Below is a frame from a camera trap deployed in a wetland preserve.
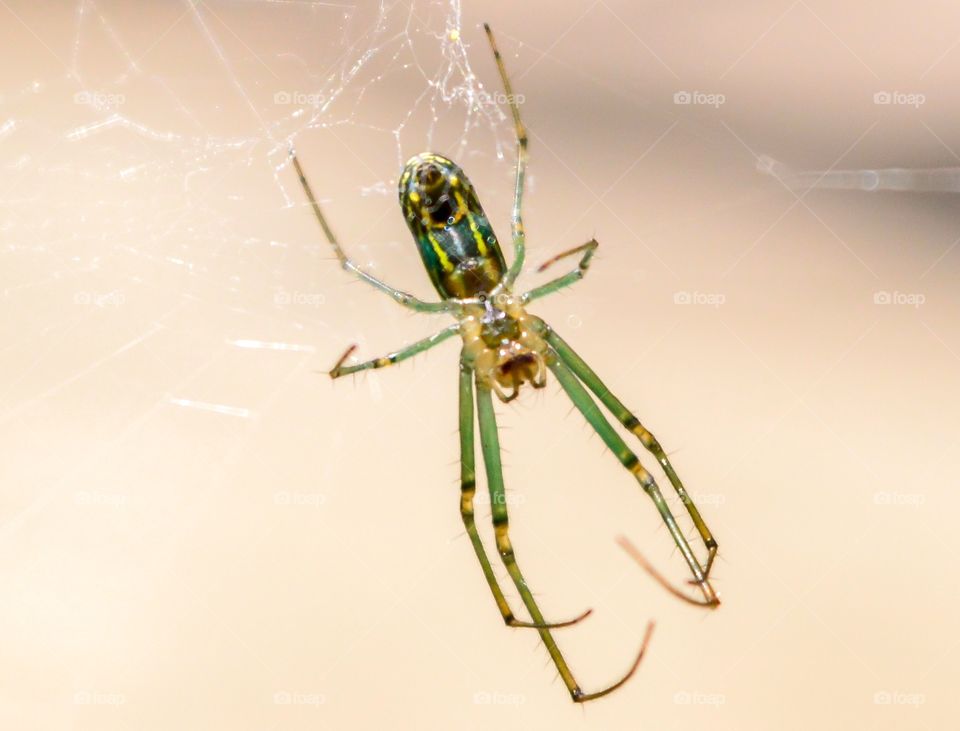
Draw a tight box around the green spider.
[291,24,719,703]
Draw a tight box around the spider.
[290,23,719,703]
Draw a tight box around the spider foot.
[617,536,720,608]
[506,607,593,630]
[329,344,358,379]
[571,621,655,703]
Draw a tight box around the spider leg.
[458,360,591,630]
[475,380,654,702]
[289,150,451,314]
[329,325,459,379]
[522,239,598,303]
[616,536,718,608]
[546,328,719,580]
[483,24,527,288]
[547,350,720,607]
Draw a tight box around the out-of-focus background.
[2,1,958,729]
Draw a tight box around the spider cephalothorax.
[460,295,548,402]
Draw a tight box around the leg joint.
[628,458,656,490]
[494,525,513,557]
[460,479,476,516]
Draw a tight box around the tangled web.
[1,0,514,419]
[60,0,506,177]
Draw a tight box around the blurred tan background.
[2,1,958,729]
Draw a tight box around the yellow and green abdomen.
[398,152,507,299]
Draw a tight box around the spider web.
[0,0,511,427]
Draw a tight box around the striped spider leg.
[292,23,718,703]
[486,18,718,602]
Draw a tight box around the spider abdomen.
[399,152,508,299]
